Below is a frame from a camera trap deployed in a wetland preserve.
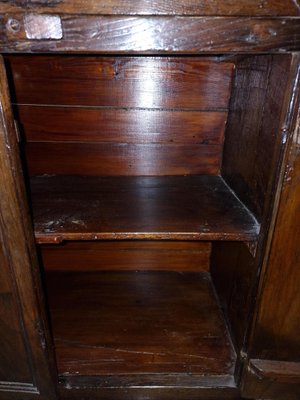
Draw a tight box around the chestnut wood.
[6,56,233,109]
[8,56,232,176]
[245,67,300,362]
[17,106,227,145]
[26,142,222,176]
[222,55,294,221]
[46,271,236,376]
[41,241,211,272]
[0,56,56,398]
[30,175,260,244]
[58,384,240,400]
[211,242,257,351]
[0,234,33,384]
[211,54,299,358]
[249,360,300,382]
[241,360,300,400]
[1,0,299,16]
[1,16,300,53]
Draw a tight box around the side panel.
[211,54,297,352]
[241,58,300,399]
[0,56,57,399]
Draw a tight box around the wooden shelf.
[46,271,236,386]
[30,175,259,244]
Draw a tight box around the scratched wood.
[46,271,236,376]
[1,16,300,53]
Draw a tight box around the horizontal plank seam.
[26,141,224,145]
[13,104,229,112]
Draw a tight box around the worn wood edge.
[244,55,300,356]
[1,15,300,54]
[58,386,240,400]
[0,382,38,394]
[249,359,300,382]
[0,0,300,16]
[0,56,57,398]
[34,231,260,244]
[58,373,237,389]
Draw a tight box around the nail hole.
[7,18,20,33]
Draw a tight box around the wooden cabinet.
[0,2,299,399]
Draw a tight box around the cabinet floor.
[46,270,236,383]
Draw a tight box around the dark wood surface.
[1,16,300,53]
[58,384,240,400]
[30,175,259,244]
[17,106,227,145]
[6,56,233,108]
[211,242,257,352]
[26,142,222,176]
[1,0,299,16]
[41,241,211,272]
[241,359,300,400]
[6,55,232,176]
[46,271,236,377]
[246,63,300,362]
[249,359,300,382]
[222,55,293,221]
[0,57,56,398]
[211,54,299,365]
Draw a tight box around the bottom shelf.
[46,271,236,389]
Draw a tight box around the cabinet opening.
[3,53,293,394]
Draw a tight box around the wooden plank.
[30,175,260,243]
[241,360,300,400]
[58,385,240,400]
[0,0,299,16]
[222,55,294,221]
[1,16,300,53]
[46,271,236,376]
[249,360,300,382]
[18,106,227,145]
[6,56,233,109]
[40,241,211,272]
[212,55,299,359]
[247,65,300,361]
[26,142,222,176]
[0,56,56,398]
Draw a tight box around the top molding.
[1,0,300,17]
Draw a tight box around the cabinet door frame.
[0,55,57,399]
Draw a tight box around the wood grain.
[58,381,239,400]
[6,56,233,109]
[40,241,211,272]
[0,56,56,398]
[242,359,300,400]
[18,106,227,145]
[46,271,236,376]
[222,55,294,221]
[211,54,298,358]
[1,16,300,53]
[26,142,222,176]
[0,0,299,16]
[30,175,260,243]
[248,78,300,361]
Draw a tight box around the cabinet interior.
[3,53,292,391]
